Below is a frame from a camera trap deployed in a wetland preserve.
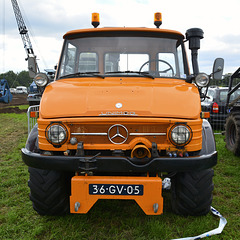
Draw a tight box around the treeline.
[0,71,32,88]
[210,73,240,87]
[1,70,238,88]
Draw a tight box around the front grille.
[69,123,168,145]
[38,118,203,153]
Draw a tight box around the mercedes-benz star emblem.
[108,124,128,144]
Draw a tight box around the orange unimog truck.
[22,13,224,216]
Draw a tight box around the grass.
[0,111,239,239]
[0,105,28,110]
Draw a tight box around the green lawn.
[0,112,239,239]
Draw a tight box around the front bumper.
[21,148,217,173]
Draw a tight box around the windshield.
[57,35,187,79]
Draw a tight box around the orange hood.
[40,78,201,119]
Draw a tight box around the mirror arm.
[200,85,209,101]
[211,67,222,75]
[186,74,195,83]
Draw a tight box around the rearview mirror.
[28,57,37,78]
[212,58,224,80]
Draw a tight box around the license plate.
[89,184,143,195]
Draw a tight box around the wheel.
[28,167,73,215]
[26,125,73,215]
[225,112,240,156]
[139,59,174,77]
[171,169,214,216]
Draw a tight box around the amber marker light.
[92,13,100,28]
[201,112,210,119]
[154,12,162,28]
[30,111,38,118]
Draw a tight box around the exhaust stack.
[186,28,204,75]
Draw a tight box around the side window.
[157,53,176,77]
[79,53,98,72]
[60,43,76,75]
[229,90,240,102]
[205,89,215,102]
[219,91,228,102]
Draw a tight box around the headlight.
[195,73,209,87]
[46,123,68,146]
[169,124,192,146]
[34,73,49,87]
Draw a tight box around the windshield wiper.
[59,72,105,79]
[105,71,155,79]
[138,71,155,79]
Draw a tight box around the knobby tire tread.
[28,167,72,216]
[171,169,214,216]
[225,112,240,156]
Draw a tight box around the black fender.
[199,119,216,156]
[25,124,39,152]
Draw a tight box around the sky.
[1,0,240,75]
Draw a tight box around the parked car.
[10,88,17,94]
[201,86,240,128]
[16,86,28,94]
[27,82,41,105]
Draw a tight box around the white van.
[16,86,28,94]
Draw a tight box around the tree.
[17,71,32,86]
[209,73,231,87]
[0,70,32,88]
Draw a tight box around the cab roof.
[63,27,184,40]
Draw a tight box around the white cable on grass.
[171,206,227,240]
[162,179,227,240]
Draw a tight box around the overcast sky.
[1,0,240,75]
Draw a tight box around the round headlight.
[170,125,192,146]
[46,123,68,146]
[34,73,49,87]
[195,73,209,87]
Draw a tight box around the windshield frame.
[56,29,189,80]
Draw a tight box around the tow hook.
[74,202,80,212]
[153,203,159,213]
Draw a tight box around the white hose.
[171,207,227,240]
[162,178,227,240]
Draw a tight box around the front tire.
[225,112,240,156]
[26,124,73,215]
[171,169,214,216]
[28,167,73,215]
